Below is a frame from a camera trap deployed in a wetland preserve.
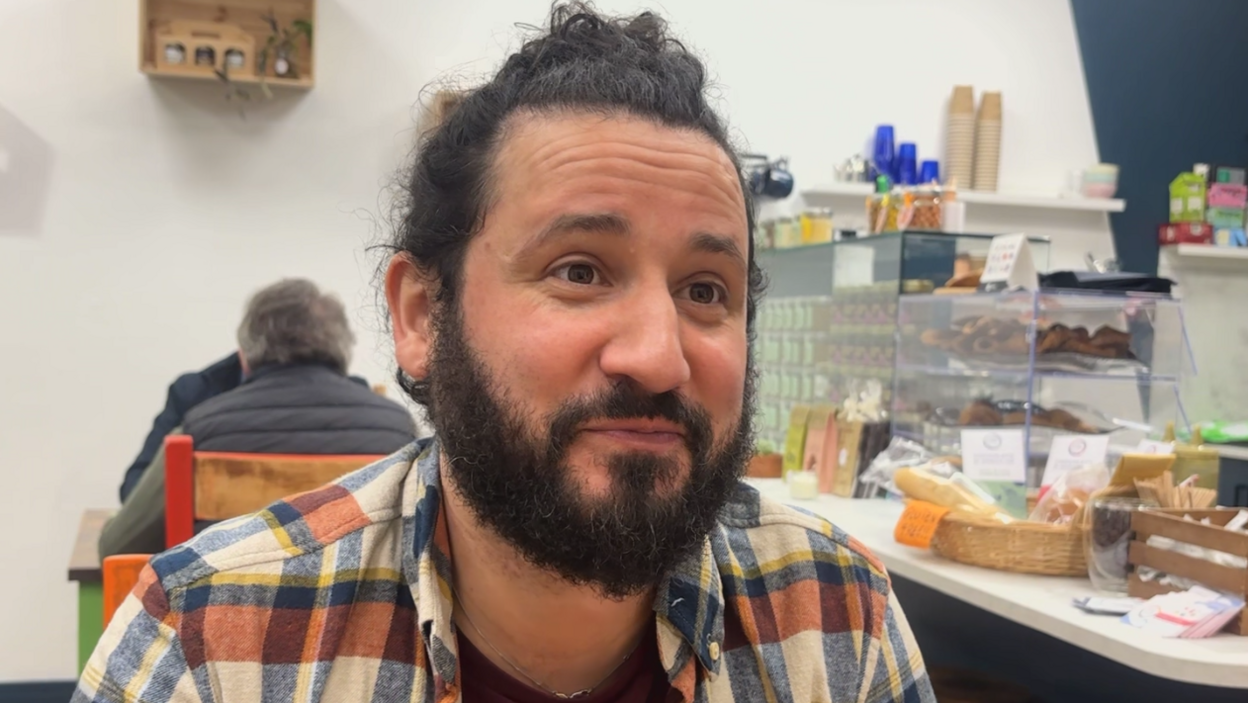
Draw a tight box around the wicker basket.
[931,512,1087,576]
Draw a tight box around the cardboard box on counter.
[1209,183,1248,209]
[1171,173,1208,223]
[1207,206,1247,229]
[782,405,812,479]
[1216,166,1246,185]
[1159,222,1213,246]
[1214,227,1248,247]
[801,405,834,487]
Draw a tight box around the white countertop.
[1214,444,1248,462]
[747,479,1248,689]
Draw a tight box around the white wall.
[0,0,1102,681]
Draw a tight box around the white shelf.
[1166,244,1248,263]
[746,479,1248,689]
[803,182,1126,213]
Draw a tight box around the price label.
[961,429,1027,482]
[1136,439,1175,455]
[1042,434,1110,485]
[978,233,1039,292]
[894,500,951,549]
[832,244,875,289]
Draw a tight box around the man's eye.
[687,282,724,305]
[554,263,600,285]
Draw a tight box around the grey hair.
[236,279,356,373]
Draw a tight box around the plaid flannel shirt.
[75,438,934,703]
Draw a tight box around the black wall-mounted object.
[1070,0,1248,275]
[741,153,794,200]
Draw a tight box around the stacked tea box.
[1162,164,1247,247]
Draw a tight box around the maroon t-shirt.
[457,623,671,703]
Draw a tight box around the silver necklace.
[453,588,633,699]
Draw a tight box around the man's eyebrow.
[527,212,631,249]
[690,231,746,270]
[524,213,745,269]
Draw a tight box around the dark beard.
[426,303,755,599]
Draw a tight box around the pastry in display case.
[892,290,1191,493]
[942,399,1106,435]
[754,231,1051,448]
[917,314,1139,371]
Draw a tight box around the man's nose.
[597,287,691,395]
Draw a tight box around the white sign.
[832,244,875,290]
[1136,439,1176,455]
[961,429,1027,483]
[978,233,1039,292]
[1042,434,1111,485]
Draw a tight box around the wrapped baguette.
[894,467,1013,523]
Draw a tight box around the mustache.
[545,382,713,454]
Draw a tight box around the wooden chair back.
[163,434,382,547]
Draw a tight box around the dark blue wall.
[1070,0,1248,274]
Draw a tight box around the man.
[76,5,934,702]
[97,278,416,557]
[117,352,243,502]
[117,346,385,502]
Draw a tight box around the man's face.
[397,111,754,596]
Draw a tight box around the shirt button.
[709,642,721,660]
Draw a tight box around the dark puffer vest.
[182,363,417,455]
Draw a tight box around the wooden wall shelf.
[141,65,314,89]
[140,0,316,89]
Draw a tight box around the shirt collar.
[654,533,726,677]
[401,439,726,687]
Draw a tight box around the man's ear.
[385,254,435,382]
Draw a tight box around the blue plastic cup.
[918,159,940,185]
[873,125,896,181]
[896,143,918,185]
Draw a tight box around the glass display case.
[754,231,1051,448]
[891,290,1191,490]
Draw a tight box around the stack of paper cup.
[945,85,975,190]
[973,91,1002,192]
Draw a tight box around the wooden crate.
[1128,508,1248,635]
[139,0,316,88]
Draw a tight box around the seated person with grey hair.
[99,278,417,557]
[116,351,244,503]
